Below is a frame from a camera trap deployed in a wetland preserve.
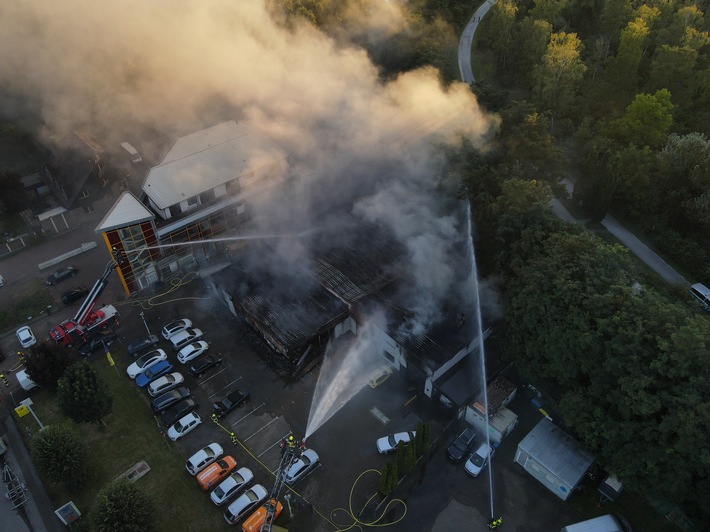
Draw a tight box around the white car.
[126,349,167,379]
[210,467,254,506]
[167,412,202,441]
[223,484,268,525]
[16,326,37,348]
[161,318,193,340]
[148,372,185,397]
[464,443,495,477]
[186,443,223,475]
[285,448,320,485]
[376,431,416,454]
[169,328,203,352]
[177,340,209,364]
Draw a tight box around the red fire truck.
[49,250,125,348]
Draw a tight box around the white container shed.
[514,418,594,501]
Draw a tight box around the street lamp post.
[140,312,151,335]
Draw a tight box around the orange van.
[241,499,283,532]
[196,455,237,491]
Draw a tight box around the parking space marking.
[197,366,229,384]
[231,402,265,427]
[244,417,279,442]
[259,433,291,459]
[210,376,243,398]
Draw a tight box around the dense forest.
[273,0,710,528]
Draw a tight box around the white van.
[121,142,143,164]
[16,369,38,391]
[689,283,710,311]
[561,514,632,532]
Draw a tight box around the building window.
[187,195,199,206]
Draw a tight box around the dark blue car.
[136,360,174,388]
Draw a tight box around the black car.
[61,286,89,305]
[46,266,79,286]
[151,387,191,414]
[447,427,478,463]
[79,331,118,357]
[188,354,223,378]
[161,398,199,427]
[212,389,250,419]
[127,335,160,356]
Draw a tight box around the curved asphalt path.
[458,0,497,84]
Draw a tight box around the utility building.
[514,418,594,501]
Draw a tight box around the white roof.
[517,418,594,488]
[142,121,283,210]
[37,206,68,221]
[95,191,155,232]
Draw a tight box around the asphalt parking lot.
[1,274,587,531]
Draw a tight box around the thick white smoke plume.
[0,0,498,333]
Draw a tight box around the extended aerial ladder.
[260,436,305,532]
[49,248,127,347]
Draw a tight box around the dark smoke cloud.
[0,0,498,333]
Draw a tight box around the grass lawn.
[16,353,231,531]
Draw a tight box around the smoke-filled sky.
[0,0,499,333]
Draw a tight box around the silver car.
[284,449,320,485]
[148,372,185,397]
[223,484,267,524]
[210,467,254,506]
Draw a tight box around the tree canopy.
[30,424,89,490]
[57,362,114,424]
[92,478,156,532]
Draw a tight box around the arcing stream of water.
[304,317,382,440]
[466,203,495,520]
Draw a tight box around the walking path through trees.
[458,3,687,286]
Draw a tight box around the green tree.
[656,132,710,229]
[647,45,698,104]
[23,342,75,391]
[420,423,431,456]
[603,16,652,103]
[57,362,113,424]
[514,18,553,88]
[499,101,564,183]
[505,231,635,386]
[608,89,674,149]
[395,442,408,476]
[402,442,417,475]
[529,0,568,27]
[31,424,88,490]
[557,296,710,515]
[92,478,156,532]
[533,32,587,116]
[377,461,399,497]
[482,0,518,68]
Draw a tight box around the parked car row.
[445,426,496,477]
[182,438,309,528]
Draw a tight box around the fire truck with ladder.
[49,248,126,348]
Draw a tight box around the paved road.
[601,214,687,285]
[458,0,497,84]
